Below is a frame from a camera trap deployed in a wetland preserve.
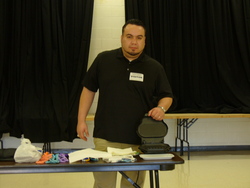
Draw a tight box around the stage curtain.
[0,0,94,142]
[125,0,250,113]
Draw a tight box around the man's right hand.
[76,122,89,141]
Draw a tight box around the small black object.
[137,116,171,154]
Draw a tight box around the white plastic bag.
[14,138,42,163]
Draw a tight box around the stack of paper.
[68,148,112,163]
[107,147,136,156]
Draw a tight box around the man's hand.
[76,122,89,141]
[148,97,172,121]
[148,107,165,121]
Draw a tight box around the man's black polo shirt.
[83,48,173,144]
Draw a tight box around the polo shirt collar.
[117,47,145,63]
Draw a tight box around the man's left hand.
[148,107,165,121]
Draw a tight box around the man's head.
[121,19,146,61]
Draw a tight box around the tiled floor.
[0,150,250,188]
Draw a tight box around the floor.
[0,150,250,188]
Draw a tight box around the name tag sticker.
[129,72,144,82]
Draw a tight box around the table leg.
[0,139,3,149]
[154,170,160,188]
[149,170,154,188]
[175,118,198,160]
[42,142,51,153]
[175,119,181,152]
[119,171,140,188]
[149,170,160,188]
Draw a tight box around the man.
[77,19,173,188]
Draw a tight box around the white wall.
[1,0,250,150]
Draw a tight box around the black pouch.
[137,116,171,154]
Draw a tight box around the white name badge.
[129,72,144,82]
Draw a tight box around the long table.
[0,153,184,188]
[163,113,250,159]
[86,113,250,121]
[86,113,250,160]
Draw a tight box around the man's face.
[121,24,146,60]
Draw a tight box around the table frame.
[169,113,250,159]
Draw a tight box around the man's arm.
[77,87,96,141]
[148,97,173,121]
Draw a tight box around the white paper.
[139,154,174,160]
[68,148,112,163]
[107,147,136,156]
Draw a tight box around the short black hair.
[122,19,146,36]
